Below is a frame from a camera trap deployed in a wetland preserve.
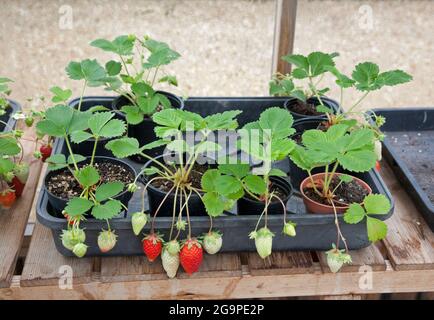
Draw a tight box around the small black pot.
[237,177,293,215]
[69,98,125,157]
[142,155,208,217]
[112,91,184,162]
[284,96,339,121]
[44,156,136,216]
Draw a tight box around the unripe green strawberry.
[25,116,34,127]
[131,212,148,236]
[166,240,180,255]
[203,230,223,255]
[249,227,274,259]
[98,230,117,253]
[326,246,352,273]
[161,247,180,278]
[127,183,138,193]
[33,151,42,159]
[72,243,88,258]
[61,228,86,251]
[283,221,296,237]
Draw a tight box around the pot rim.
[283,96,337,118]
[44,156,136,202]
[240,176,293,205]
[300,172,372,210]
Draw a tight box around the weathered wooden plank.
[0,126,44,288]
[245,251,315,276]
[272,0,298,75]
[317,244,387,273]
[3,268,434,300]
[20,223,94,287]
[101,252,242,283]
[379,162,434,270]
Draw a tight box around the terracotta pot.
[300,173,372,214]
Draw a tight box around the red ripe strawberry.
[142,233,163,262]
[0,189,17,209]
[180,238,203,275]
[40,144,52,162]
[9,176,25,197]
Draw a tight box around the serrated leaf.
[88,112,114,136]
[99,119,126,138]
[364,194,391,215]
[205,110,242,130]
[338,150,376,172]
[66,59,106,82]
[259,107,294,139]
[76,166,100,187]
[166,139,190,154]
[307,52,335,77]
[141,139,169,150]
[65,197,94,216]
[201,169,220,192]
[137,95,159,114]
[131,82,154,96]
[376,70,412,87]
[352,62,380,91]
[91,35,135,55]
[0,77,13,83]
[45,105,74,131]
[326,124,348,142]
[290,90,307,102]
[105,60,122,76]
[91,199,123,220]
[36,119,64,137]
[282,54,309,70]
[70,130,93,144]
[152,109,182,128]
[339,174,353,183]
[218,162,250,179]
[346,128,374,151]
[302,129,327,149]
[202,192,226,217]
[0,158,15,174]
[324,66,355,88]
[344,203,366,224]
[0,136,21,156]
[366,216,388,242]
[69,110,92,132]
[214,175,243,196]
[68,154,86,165]
[105,137,141,158]
[159,75,178,86]
[50,86,72,103]
[121,105,144,125]
[46,154,67,170]
[243,175,267,195]
[95,181,124,202]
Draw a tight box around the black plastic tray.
[374,108,434,231]
[0,99,19,132]
[36,97,395,256]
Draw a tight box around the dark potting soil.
[288,100,324,116]
[151,163,209,192]
[47,162,134,199]
[386,131,434,203]
[303,176,369,206]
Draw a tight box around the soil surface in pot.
[150,163,209,192]
[303,176,369,206]
[47,162,134,199]
[288,100,325,116]
[245,182,288,203]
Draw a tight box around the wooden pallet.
[0,130,433,299]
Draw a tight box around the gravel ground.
[0,0,433,111]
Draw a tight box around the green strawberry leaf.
[121,105,144,125]
[91,199,123,220]
[202,192,226,217]
[95,181,124,202]
[268,168,287,177]
[159,75,178,86]
[366,216,388,242]
[50,86,72,103]
[376,70,412,86]
[205,110,242,130]
[65,59,106,82]
[0,136,21,156]
[65,197,94,217]
[337,150,376,172]
[105,137,141,158]
[46,154,67,170]
[152,109,182,128]
[344,203,366,224]
[258,107,294,139]
[307,51,335,77]
[214,175,243,196]
[201,169,220,192]
[90,35,135,55]
[218,162,250,179]
[364,194,391,215]
[105,60,122,76]
[243,174,267,195]
[351,62,380,91]
[76,166,100,188]
[70,130,93,144]
[166,139,190,154]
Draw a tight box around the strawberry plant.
[90,34,181,125]
[36,79,131,256]
[0,77,13,117]
[106,108,242,273]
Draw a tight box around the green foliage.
[50,86,72,103]
[282,52,336,79]
[0,136,21,156]
[66,59,106,83]
[105,137,141,158]
[46,154,85,170]
[90,35,136,56]
[344,194,391,242]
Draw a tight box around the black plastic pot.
[68,97,125,157]
[36,96,395,257]
[237,177,293,215]
[0,99,19,132]
[112,91,184,162]
[284,96,339,121]
[142,155,208,217]
[373,108,434,231]
[44,156,136,215]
